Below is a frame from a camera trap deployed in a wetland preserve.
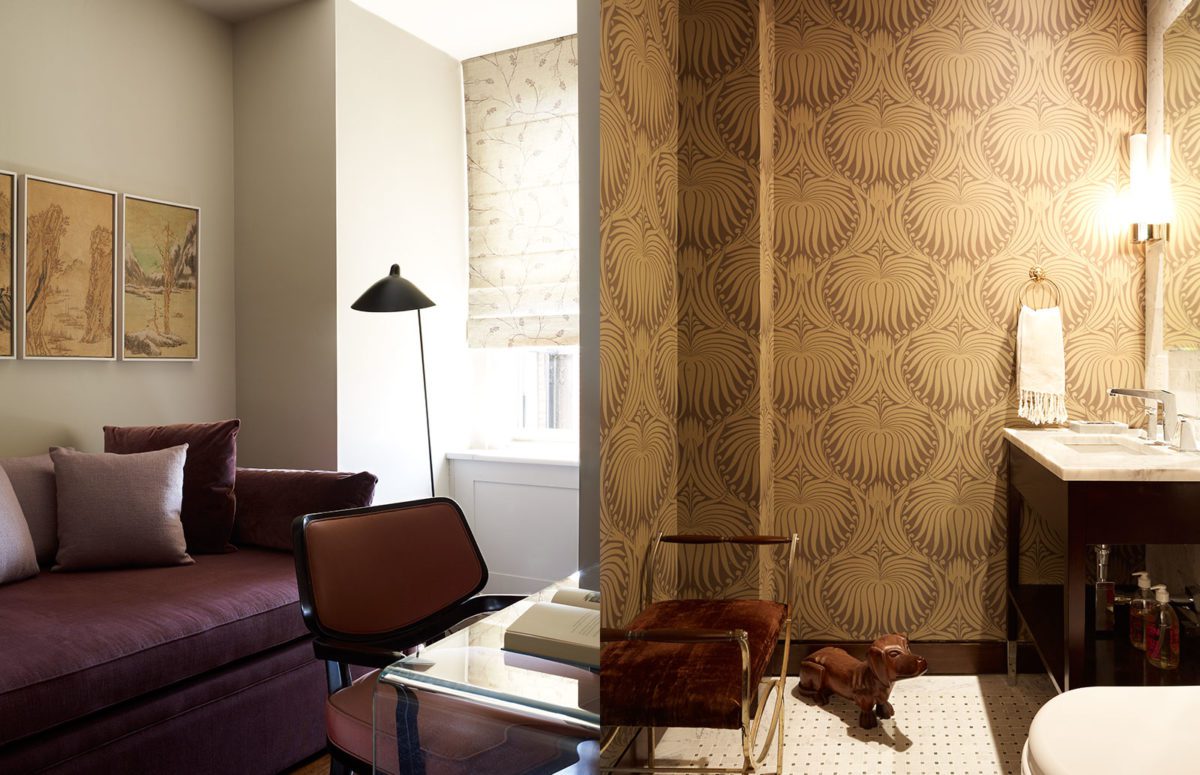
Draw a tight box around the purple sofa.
[0,467,377,774]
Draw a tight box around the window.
[514,347,578,439]
[462,37,580,449]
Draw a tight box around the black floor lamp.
[351,264,436,497]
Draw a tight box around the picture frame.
[22,175,118,360]
[0,170,14,359]
[121,194,200,361]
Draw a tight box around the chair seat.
[326,671,379,765]
[601,599,786,729]
[328,665,596,775]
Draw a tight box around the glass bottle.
[1130,572,1153,650]
[1146,584,1180,670]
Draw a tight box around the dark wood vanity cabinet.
[1006,443,1200,691]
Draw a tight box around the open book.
[549,587,600,611]
[503,589,601,668]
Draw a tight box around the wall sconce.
[1130,132,1172,243]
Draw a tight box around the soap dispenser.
[1131,572,1154,650]
[1146,584,1180,670]
[1181,417,1199,452]
[1094,544,1114,632]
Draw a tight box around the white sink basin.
[1053,436,1172,456]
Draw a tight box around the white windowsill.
[446,444,580,467]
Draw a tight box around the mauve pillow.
[0,454,57,565]
[103,419,239,554]
[0,467,38,585]
[52,445,193,571]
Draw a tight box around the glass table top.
[372,572,600,774]
[378,645,599,728]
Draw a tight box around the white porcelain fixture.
[1023,686,1200,775]
[1005,427,1200,481]
[1054,436,1170,456]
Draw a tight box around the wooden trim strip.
[771,640,1045,676]
[661,534,791,545]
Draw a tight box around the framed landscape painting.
[0,170,14,358]
[23,176,117,359]
[122,195,199,360]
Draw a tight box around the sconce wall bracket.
[1133,222,1171,243]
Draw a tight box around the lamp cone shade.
[351,264,435,312]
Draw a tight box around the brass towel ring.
[1019,265,1061,310]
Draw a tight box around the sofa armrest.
[233,467,377,552]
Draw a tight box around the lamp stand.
[417,308,435,497]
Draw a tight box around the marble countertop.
[1004,427,1200,481]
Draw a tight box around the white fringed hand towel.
[1017,305,1068,425]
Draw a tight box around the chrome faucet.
[1108,387,1177,444]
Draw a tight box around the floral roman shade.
[463,37,579,348]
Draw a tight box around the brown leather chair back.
[293,498,487,641]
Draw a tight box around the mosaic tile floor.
[640,675,1056,774]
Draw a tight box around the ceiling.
[184,0,303,22]
[185,0,576,60]
[348,0,575,60]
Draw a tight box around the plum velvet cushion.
[0,548,308,747]
[0,468,39,585]
[103,419,240,554]
[233,468,378,552]
[0,454,57,565]
[51,445,193,571]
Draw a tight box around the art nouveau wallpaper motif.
[1165,3,1200,349]
[675,0,777,602]
[601,0,1147,639]
[600,0,679,626]
[771,0,1144,640]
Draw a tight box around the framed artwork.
[0,170,14,359]
[23,176,117,360]
[121,195,199,361]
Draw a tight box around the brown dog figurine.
[797,634,928,729]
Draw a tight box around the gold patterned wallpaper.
[1165,3,1200,349]
[601,0,1147,639]
[771,0,1144,641]
[675,0,777,602]
[599,0,679,626]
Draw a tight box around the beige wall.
[333,0,470,501]
[0,0,236,456]
[233,0,339,469]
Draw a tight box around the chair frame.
[600,532,800,775]
[292,499,525,775]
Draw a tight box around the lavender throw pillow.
[0,453,57,565]
[51,445,193,571]
[0,467,38,585]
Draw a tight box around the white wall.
[334,0,470,502]
[234,0,339,469]
[449,456,580,593]
[0,0,236,456]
